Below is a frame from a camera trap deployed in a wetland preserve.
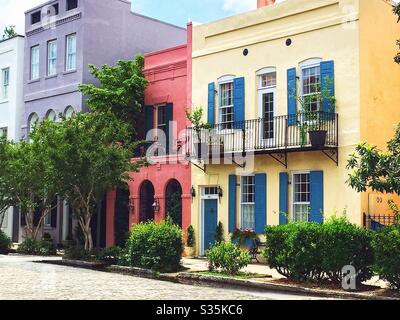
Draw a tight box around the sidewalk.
[181,257,388,289]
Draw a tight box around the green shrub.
[215,222,224,244]
[95,246,122,265]
[264,219,374,283]
[264,223,324,281]
[64,246,92,261]
[186,225,195,247]
[206,241,251,275]
[17,237,57,256]
[372,225,400,290]
[0,230,12,254]
[321,217,374,283]
[17,238,39,255]
[37,240,57,256]
[124,219,183,272]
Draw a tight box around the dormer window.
[67,0,78,11]
[31,11,41,25]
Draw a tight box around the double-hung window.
[218,81,234,130]
[301,63,321,112]
[1,68,9,99]
[258,68,277,142]
[292,172,311,222]
[66,34,77,71]
[47,40,57,76]
[241,176,255,230]
[31,46,40,80]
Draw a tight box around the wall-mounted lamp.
[217,186,223,199]
[191,186,196,200]
[152,198,160,213]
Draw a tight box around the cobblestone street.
[0,255,327,300]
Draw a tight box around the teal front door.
[203,199,218,252]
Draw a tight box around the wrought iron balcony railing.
[187,112,338,159]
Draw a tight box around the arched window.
[28,113,39,135]
[46,109,57,121]
[64,106,75,119]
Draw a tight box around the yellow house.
[189,0,400,256]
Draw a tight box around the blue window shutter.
[320,61,335,115]
[279,173,288,225]
[287,68,297,126]
[144,105,154,141]
[208,83,215,126]
[255,173,267,234]
[228,175,237,232]
[165,103,173,155]
[233,77,245,129]
[310,171,324,224]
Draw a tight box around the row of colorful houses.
[1,0,400,256]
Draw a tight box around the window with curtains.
[301,64,321,112]
[292,172,311,222]
[66,34,77,71]
[218,81,234,129]
[1,68,9,99]
[30,45,40,80]
[47,40,57,76]
[241,176,255,230]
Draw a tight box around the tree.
[2,25,17,41]
[5,128,59,240]
[0,137,15,228]
[35,112,143,251]
[347,124,400,218]
[394,3,400,64]
[79,56,148,140]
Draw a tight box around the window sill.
[63,69,77,75]
[28,78,40,84]
[0,99,9,104]
[45,74,58,80]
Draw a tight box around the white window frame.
[30,45,40,80]
[217,75,235,130]
[200,186,219,256]
[1,68,9,99]
[299,58,322,113]
[240,175,255,230]
[257,67,277,146]
[66,34,77,71]
[28,113,39,138]
[64,106,75,119]
[47,40,57,76]
[44,213,52,227]
[46,109,57,122]
[291,171,311,222]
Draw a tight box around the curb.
[38,260,399,300]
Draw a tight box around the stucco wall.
[190,0,363,254]
[0,36,25,239]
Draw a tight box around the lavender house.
[22,0,186,244]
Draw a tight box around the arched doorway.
[165,179,183,227]
[114,188,130,246]
[139,181,155,223]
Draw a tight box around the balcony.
[187,112,339,167]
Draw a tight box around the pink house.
[106,25,192,246]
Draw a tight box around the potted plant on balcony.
[185,107,211,160]
[184,225,196,258]
[231,227,259,249]
[296,76,336,149]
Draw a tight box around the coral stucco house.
[189,0,400,256]
[106,25,193,246]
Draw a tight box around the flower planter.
[309,130,327,149]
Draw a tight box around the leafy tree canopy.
[1,25,17,41]
[395,3,400,64]
[79,56,148,140]
[347,124,400,195]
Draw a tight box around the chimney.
[257,0,276,8]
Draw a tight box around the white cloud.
[0,0,44,35]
